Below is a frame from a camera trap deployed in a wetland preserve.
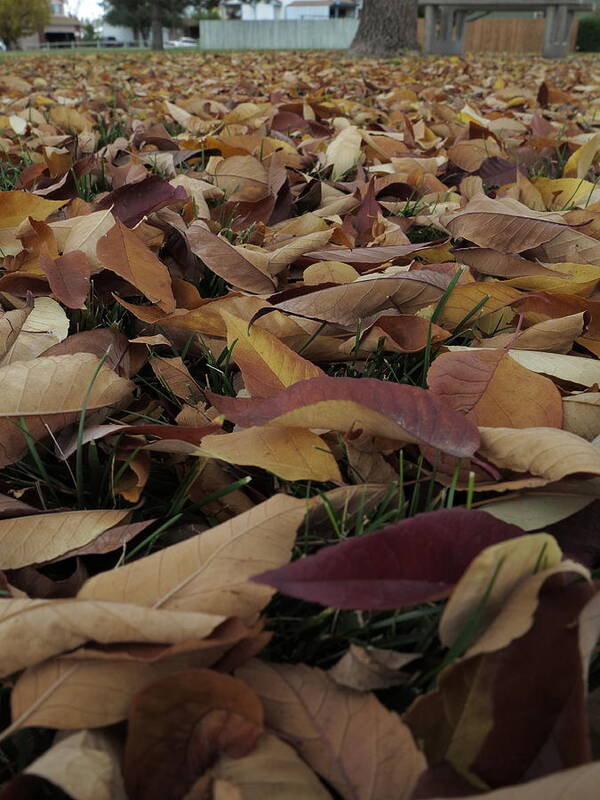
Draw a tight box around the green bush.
[577,16,600,52]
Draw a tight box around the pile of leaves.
[1,49,600,798]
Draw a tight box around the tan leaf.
[1,297,69,365]
[439,534,563,648]
[427,762,600,800]
[0,598,225,677]
[222,310,323,398]
[563,393,600,440]
[187,222,276,294]
[0,305,32,362]
[325,125,362,180]
[447,346,600,388]
[480,313,587,354]
[329,644,418,691]
[477,493,595,531]
[427,349,563,428]
[206,734,333,800]
[7,626,252,732]
[78,495,307,620]
[0,508,130,569]
[51,209,116,270]
[237,660,425,800]
[21,730,126,800]
[150,355,203,403]
[441,195,566,253]
[213,156,269,202]
[0,353,133,468]
[478,426,600,482]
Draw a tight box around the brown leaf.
[124,669,264,800]
[187,223,275,293]
[427,349,563,428]
[96,220,176,312]
[441,195,566,253]
[39,249,91,310]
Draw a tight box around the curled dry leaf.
[405,565,596,791]
[186,223,276,294]
[222,310,324,397]
[0,599,225,677]
[441,195,567,253]
[3,729,126,800]
[439,533,563,648]
[329,644,419,691]
[478,426,600,483]
[264,271,449,328]
[187,735,333,799]
[124,669,264,800]
[96,220,176,312]
[6,623,255,733]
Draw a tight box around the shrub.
[577,16,600,52]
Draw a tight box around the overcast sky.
[70,0,104,21]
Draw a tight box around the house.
[220,0,358,21]
[18,0,81,49]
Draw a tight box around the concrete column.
[543,4,570,58]
[424,5,435,53]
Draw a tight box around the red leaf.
[253,508,524,610]
[208,376,480,458]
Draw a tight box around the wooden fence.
[198,18,580,54]
[460,18,579,53]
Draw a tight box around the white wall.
[241,3,277,20]
[101,24,136,43]
[284,5,330,20]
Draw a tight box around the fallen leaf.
[253,508,523,610]
[198,427,341,482]
[123,669,264,800]
[96,220,176,312]
[78,495,308,620]
[428,349,563,428]
[237,659,425,800]
[0,508,131,569]
[208,376,480,458]
[222,310,323,397]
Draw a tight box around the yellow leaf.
[198,426,342,482]
[222,310,324,397]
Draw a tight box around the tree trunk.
[349,0,419,58]
[151,0,163,51]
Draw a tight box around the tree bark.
[349,0,419,58]
[151,0,163,51]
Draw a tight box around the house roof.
[287,0,356,5]
[288,0,342,5]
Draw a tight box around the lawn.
[1,49,600,798]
